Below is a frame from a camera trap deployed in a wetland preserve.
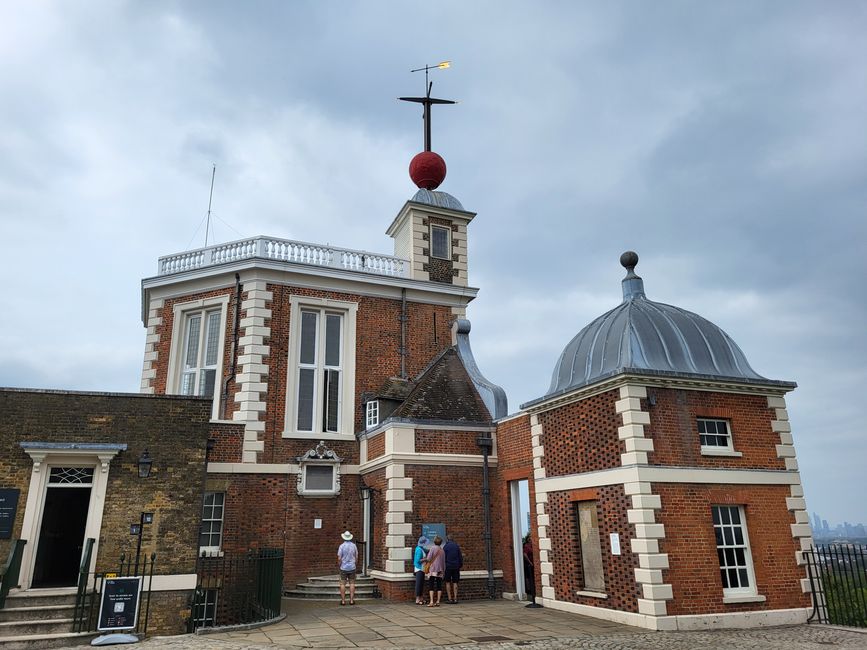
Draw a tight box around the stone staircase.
[0,590,96,649]
[284,574,379,601]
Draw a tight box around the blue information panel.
[97,577,142,631]
[421,523,446,544]
[0,489,19,539]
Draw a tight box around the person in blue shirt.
[413,536,430,604]
[443,535,464,603]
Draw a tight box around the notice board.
[97,577,142,631]
[0,489,19,539]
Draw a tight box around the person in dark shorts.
[443,535,463,603]
[337,530,358,605]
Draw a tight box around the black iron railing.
[0,539,27,610]
[72,548,156,635]
[803,544,867,628]
[189,548,283,632]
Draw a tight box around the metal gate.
[803,544,867,628]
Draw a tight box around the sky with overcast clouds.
[0,1,865,525]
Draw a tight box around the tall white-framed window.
[285,297,357,439]
[365,400,379,429]
[430,225,451,260]
[167,295,230,420]
[712,505,757,597]
[199,491,225,555]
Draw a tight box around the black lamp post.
[132,449,154,575]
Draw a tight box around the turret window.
[430,225,450,259]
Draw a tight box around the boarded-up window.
[576,501,605,593]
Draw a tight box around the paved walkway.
[73,600,867,649]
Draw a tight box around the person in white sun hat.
[337,530,358,605]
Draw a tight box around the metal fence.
[189,548,284,632]
[803,544,867,628]
[73,542,156,634]
[0,539,27,610]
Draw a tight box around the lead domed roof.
[546,252,770,398]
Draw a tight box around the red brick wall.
[547,485,640,612]
[415,429,481,455]
[376,576,503,601]
[367,433,385,460]
[208,422,244,462]
[261,285,453,463]
[646,389,786,470]
[539,389,623,477]
[404,465,489,572]
[656,483,809,615]
[218,471,364,588]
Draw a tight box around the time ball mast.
[400,61,455,190]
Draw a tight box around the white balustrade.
[158,236,408,279]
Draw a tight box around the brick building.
[494,252,814,630]
[0,114,814,635]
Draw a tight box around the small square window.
[430,225,450,260]
[298,463,340,496]
[192,588,218,627]
[366,400,379,429]
[698,418,732,450]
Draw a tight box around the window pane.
[720,569,729,588]
[431,226,449,259]
[185,315,201,368]
[297,368,315,431]
[576,501,605,593]
[199,369,216,398]
[324,369,340,432]
[181,372,196,396]
[325,315,341,366]
[299,311,318,365]
[305,465,334,491]
[204,311,221,365]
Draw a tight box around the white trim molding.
[140,298,164,394]
[529,414,556,600]
[383,464,413,573]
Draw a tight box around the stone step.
[0,605,75,623]
[0,618,75,638]
[283,589,379,600]
[307,574,376,583]
[0,631,96,650]
[2,592,78,609]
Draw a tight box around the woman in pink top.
[426,535,446,607]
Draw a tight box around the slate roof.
[391,347,493,423]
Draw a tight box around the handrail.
[0,539,27,610]
[72,538,95,632]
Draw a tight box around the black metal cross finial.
[399,61,456,151]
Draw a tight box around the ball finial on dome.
[620,251,639,272]
[409,151,447,190]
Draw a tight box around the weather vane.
[399,61,455,152]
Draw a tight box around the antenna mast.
[204,164,216,247]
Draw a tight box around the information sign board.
[421,523,446,544]
[0,489,20,539]
[97,577,142,631]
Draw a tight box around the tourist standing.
[413,535,430,604]
[443,535,463,603]
[426,536,445,607]
[337,530,358,605]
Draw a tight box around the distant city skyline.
[811,511,867,540]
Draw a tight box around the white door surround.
[18,442,126,590]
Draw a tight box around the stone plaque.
[0,489,20,539]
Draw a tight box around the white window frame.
[430,224,451,260]
[298,462,340,497]
[284,296,357,440]
[712,505,759,599]
[192,588,218,627]
[167,296,230,421]
[698,417,742,457]
[365,400,380,430]
[199,491,225,556]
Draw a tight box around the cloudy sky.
[1,2,864,525]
